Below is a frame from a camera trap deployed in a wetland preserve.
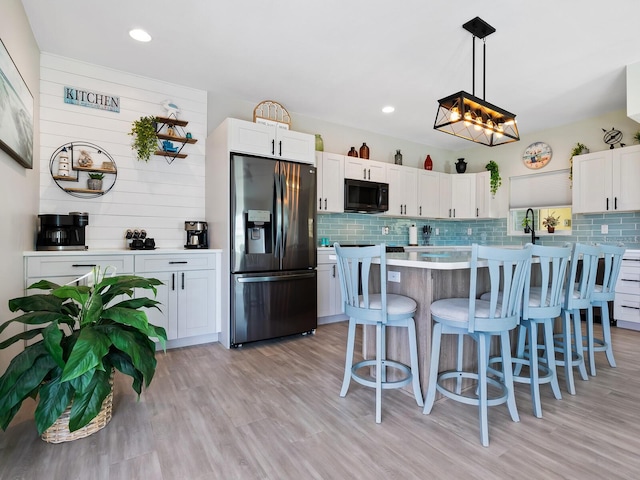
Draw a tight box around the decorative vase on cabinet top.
[455,158,467,174]
[315,134,324,152]
[394,149,403,165]
[347,147,358,157]
[359,143,370,159]
[424,154,433,170]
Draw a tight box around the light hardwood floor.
[1,321,640,479]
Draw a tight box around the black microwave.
[344,179,389,213]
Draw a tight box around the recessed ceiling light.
[129,29,152,42]
[382,106,395,114]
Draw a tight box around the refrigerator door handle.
[274,168,283,258]
[237,272,316,283]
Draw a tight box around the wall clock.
[522,142,552,169]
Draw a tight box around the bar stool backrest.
[594,244,626,302]
[565,243,601,310]
[469,244,532,333]
[334,243,387,324]
[523,244,571,320]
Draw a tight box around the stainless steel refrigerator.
[230,153,317,347]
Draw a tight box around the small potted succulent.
[521,216,532,234]
[542,212,560,233]
[87,172,104,191]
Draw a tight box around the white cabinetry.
[344,157,386,182]
[317,249,346,322]
[134,253,218,342]
[227,117,315,164]
[386,164,418,217]
[475,171,501,218]
[439,174,476,219]
[572,144,640,214]
[316,152,344,213]
[615,250,640,331]
[417,170,441,218]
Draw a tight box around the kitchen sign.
[64,86,120,113]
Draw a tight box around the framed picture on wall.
[0,38,34,169]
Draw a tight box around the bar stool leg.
[407,319,424,406]
[340,319,357,397]
[528,320,542,418]
[574,309,589,381]
[500,330,519,423]
[376,322,383,424]
[423,323,442,415]
[600,301,617,368]
[477,333,490,447]
[543,320,562,400]
[562,309,576,395]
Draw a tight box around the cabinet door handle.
[72,264,97,267]
[615,197,618,210]
[181,272,185,290]
[363,168,366,179]
[419,206,422,216]
[279,140,282,156]
[324,198,327,210]
[319,198,322,210]
[171,273,175,291]
[622,305,640,310]
[367,169,371,180]
[477,208,479,217]
[449,208,452,218]
[606,198,609,211]
[169,261,188,264]
[332,265,336,278]
[271,139,275,155]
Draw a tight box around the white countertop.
[24,248,223,256]
[325,247,476,270]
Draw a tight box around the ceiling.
[20,0,640,151]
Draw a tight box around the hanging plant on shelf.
[129,116,157,162]
[485,160,502,196]
[569,142,588,188]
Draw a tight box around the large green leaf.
[69,369,96,394]
[34,369,74,435]
[42,323,65,368]
[112,297,162,311]
[0,343,48,398]
[0,328,44,349]
[68,369,112,432]
[60,327,112,382]
[8,294,63,313]
[101,327,157,387]
[0,352,57,422]
[81,290,103,327]
[108,350,143,396]
[0,402,21,431]
[26,279,62,291]
[97,276,162,305]
[51,284,90,307]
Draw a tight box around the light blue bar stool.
[583,243,625,376]
[334,243,423,424]
[512,244,570,418]
[555,242,599,395]
[423,244,532,447]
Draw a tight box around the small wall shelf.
[155,115,197,163]
[49,142,117,198]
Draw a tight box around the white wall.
[39,54,208,249]
[0,0,41,374]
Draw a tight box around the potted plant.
[569,142,588,187]
[485,160,502,196]
[129,115,158,162]
[634,131,640,144]
[542,212,560,233]
[87,172,104,191]
[0,267,166,440]
[521,216,531,234]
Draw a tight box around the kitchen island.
[363,247,496,398]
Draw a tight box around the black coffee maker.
[36,212,89,251]
[185,221,208,249]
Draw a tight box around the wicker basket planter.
[41,372,114,444]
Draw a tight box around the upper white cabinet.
[316,152,344,213]
[417,170,441,218]
[440,174,476,219]
[572,144,640,214]
[227,118,315,164]
[475,171,501,218]
[344,157,386,182]
[386,164,418,217]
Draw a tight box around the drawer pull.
[621,279,640,283]
[169,261,188,264]
[623,258,640,262]
[72,264,97,268]
[622,305,640,310]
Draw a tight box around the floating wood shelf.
[155,150,187,159]
[155,116,188,127]
[156,133,197,144]
[53,175,78,181]
[64,187,104,194]
[72,165,117,174]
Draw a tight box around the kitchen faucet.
[525,208,540,244]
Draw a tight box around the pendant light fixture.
[433,17,519,147]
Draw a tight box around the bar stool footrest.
[436,370,508,407]
[351,359,413,390]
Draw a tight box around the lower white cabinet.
[317,250,345,320]
[134,253,218,341]
[615,250,640,330]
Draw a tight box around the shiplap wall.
[38,54,207,250]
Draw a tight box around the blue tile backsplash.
[317,211,640,249]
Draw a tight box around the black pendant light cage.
[433,17,519,146]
